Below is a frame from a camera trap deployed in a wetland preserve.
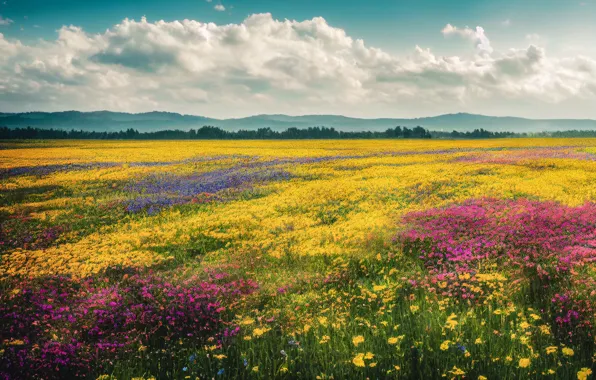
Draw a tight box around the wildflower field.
[1,138,596,380]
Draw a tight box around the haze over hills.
[1,111,596,133]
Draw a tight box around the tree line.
[2,126,596,140]
[433,128,596,139]
[0,126,431,140]
[431,129,526,139]
[537,130,596,138]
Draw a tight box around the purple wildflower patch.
[124,166,292,213]
[399,198,596,334]
[0,272,257,379]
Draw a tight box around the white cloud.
[0,14,595,118]
[0,15,13,26]
[501,19,511,27]
[214,4,225,11]
[442,24,493,55]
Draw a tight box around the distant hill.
[1,111,596,132]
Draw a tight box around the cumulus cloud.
[442,24,493,55]
[214,4,225,11]
[0,14,595,118]
[0,15,13,26]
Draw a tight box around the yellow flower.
[520,322,530,330]
[252,327,270,337]
[364,352,374,360]
[562,347,574,356]
[440,340,451,351]
[449,366,466,376]
[252,366,259,373]
[213,354,227,360]
[387,337,399,345]
[530,314,541,321]
[445,317,458,330]
[539,325,551,335]
[318,317,328,326]
[319,335,330,344]
[519,358,531,368]
[352,335,365,347]
[475,338,483,344]
[410,305,419,313]
[352,353,365,367]
[369,362,377,368]
[577,367,592,380]
[546,346,558,355]
[239,317,255,325]
[373,285,386,292]
[478,376,488,380]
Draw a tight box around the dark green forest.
[0,126,431,139]
[2,126,596,140]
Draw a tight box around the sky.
[0,0,595,119]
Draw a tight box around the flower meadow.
[1,139,596,379]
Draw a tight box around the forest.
[1,126,431,139]
[3,126,596,140]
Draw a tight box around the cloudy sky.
[0,0,595,118]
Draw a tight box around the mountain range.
[2,111,596,132]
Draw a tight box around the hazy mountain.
[1,111,596,132]
[0,111,215,131]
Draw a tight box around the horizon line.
[2,110,596,122]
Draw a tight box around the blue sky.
[2,0,594,55]
[0,0,595,118]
